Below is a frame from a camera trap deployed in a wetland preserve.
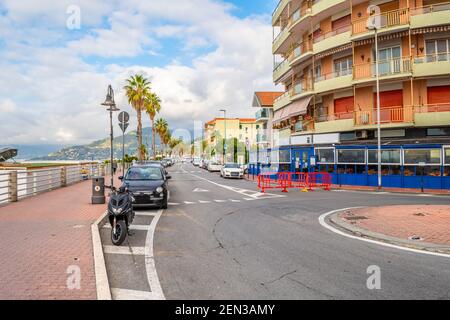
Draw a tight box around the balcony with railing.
[314,68,352,93]
[273,57,290,82]
[272,0,290,26]
[313,25,351,54]
[413,52,450,78]
[414,103,450,127]
[290,79,313,100]
[288,4,312,33]
[353,56,411,83]
[274,91,291,110]
[288,41,313,66]
[410,1,450,28]
[257,133,269,143]
[255,108,270,122]
[352,8,409,39]
[273,27,290,54]
[354,106,414,127]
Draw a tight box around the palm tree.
[155,118,168,156]
[124,74,151,161]
[145,92,161,159]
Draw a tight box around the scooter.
[107,184,135,246]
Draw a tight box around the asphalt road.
[154,162,450,300]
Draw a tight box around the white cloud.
[0,0,279,146]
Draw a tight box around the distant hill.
[0,144,63,161]
[34,127,161,161]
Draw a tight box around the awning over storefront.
[279,96,312,122]
[272,107,288,124]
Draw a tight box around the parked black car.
[119,164,170,209]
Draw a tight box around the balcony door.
[375,46,401,76]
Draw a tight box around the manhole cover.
[345,216,368,221]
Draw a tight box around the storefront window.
[337,149,365,164]
[404,149,441,164]
[368,149,401,164]
[316,148,335,163]
[445,147,450,165]
[279,149,291,163]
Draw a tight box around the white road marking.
[91,211,112,300]
[181,165,284,199]
[243,198,256,201]
[103,224,150,231]
[230,199,241,202]
[214,199,227,203]
[135,211,157,216]
[318,207,450,259]
[198,200,211,204]
[168,202,180,206]
[103,245,145,255]
[193,188,209,192]
[184,201,196,204]
[111,288,160,300]
[144,209,165,299]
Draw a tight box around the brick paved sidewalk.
[339,205,450,246]
[0,177,115,299]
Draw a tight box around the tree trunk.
[151,118,156,159]
[137,109,143,161]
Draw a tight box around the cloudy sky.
[0,0,280,146]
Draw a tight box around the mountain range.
[32,127,162,161]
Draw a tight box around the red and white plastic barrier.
[257,172,331,193]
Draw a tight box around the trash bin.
[92,176,105,204]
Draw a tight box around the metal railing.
[0,163,106,205]
[290,79,313,96]
[413,103,450,113]
[314,68,352,82]
[313,25,351,43]
[256,108,270,120]
[353,56,411,80]
[288,41,313,62]
[410,1,450,15]
[273,57,289,72]
[354,105,414,126]
[414,52,450,64]
[352,8,409,35]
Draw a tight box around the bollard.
[91,176,105,204]
[9,171,18,202]
[61,167,67,187]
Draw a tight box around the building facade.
[251,0,450,189]
[252,91,284,149]
[204,118,258,163]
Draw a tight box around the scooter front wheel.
[111,220,127,246]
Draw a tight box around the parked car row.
[193,158,245,179]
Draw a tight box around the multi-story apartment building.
[252,91,284,149]
[254,0,450,189]
[204,118,258,163]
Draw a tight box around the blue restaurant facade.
[249,143,450,190]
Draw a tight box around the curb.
[328,209,450,255]
[91,210,112,300]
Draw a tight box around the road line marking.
[243,197,256,201]
[214,199,227,203]
[111,288,160,300]
[230,199,241,202]
[144,209,165,300]
[318,207,450,259]
[91,211,112,300]
[103,224,150,231]
[184,201,196,204]
[193,188,209,192]
[168,202,180,206]
[103,245,145,255]
[198,200,211,204]
[135,211,156,216]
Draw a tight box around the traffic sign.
[118,111,129,124]
[119,122,129,132]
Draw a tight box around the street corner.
[328,205,450,255]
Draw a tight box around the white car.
[207,161,222,172]
[193,157,201,166]
[220,163,244,179]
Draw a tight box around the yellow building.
[204,118,258,163]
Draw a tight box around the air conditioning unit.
[356,130,368,139]
[360,113,370,124]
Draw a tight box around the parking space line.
[135,211,157,216]
[110,288,159,300]
[103,224,150,231]
[103,245,145,255]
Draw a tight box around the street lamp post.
[220,109,227,163]
[102,85,120,189]
[367,6,382,190]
